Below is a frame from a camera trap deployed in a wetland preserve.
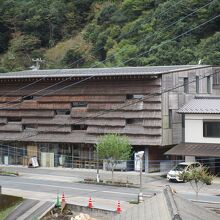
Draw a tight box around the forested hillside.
[0,0,219,72]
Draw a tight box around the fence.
[0,144,219,173]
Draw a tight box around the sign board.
[134,151,144,171]
[28,156,39,168]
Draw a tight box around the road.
[0,175,156,202]
[1,175,220,205]
[1,165,220,215]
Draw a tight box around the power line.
[0,7,219,143]
[0,1,217,110]
[0,0,209,107]
[8,69,220,143]
[122,13,220,66]
[0,0,185,100]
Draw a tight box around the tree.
[61,49,85,68]
[95,133,132,182]
[179,166,215,199]
[9,34,41,54]
[196,32,220,65]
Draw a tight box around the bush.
[180,166,215,198]
[0,67,8,73]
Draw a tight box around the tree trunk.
[111,167,114,183]
[195,183,199,200]
[111,162,116,183]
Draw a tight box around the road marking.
[101,190,152,197]
[102,190,137,196]
[0,180,97,192]
[191,200,220,204]
[1,179,152,198]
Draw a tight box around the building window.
[22,96,34,101]
[182,114,185,128]
[7,117,22,122]
[168,109,172,128]
[55,110,70,115]
[72,102,87,108]
[71,124,88,130]
[183,78,189,93]
[23,124,38,130]
[196,76,199,93]
[213,71,220,85]
[207,76,211,94]
[126,94,133,99]
[203,122,220,138]
[126,118,143,125]
[126,94,144,100]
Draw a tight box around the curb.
[38,203,55,220]
[191,199,220,205]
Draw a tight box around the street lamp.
[136,151,144,203]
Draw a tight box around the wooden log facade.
[0,66,214,170]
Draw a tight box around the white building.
[166,97,220,174]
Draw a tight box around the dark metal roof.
[165,143,220,157]
[178,97,220,114]
[0,65,210,79]
[115,186,220,220]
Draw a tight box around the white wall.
[185,114,220,143]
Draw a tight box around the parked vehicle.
[167,162,201,182]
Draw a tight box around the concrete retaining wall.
[67,204,117,220]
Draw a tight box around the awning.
[165,143,220,157]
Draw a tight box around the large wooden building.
[0,65,215,171]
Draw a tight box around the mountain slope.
[0,0,219,72]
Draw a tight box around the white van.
[167,162,201,182]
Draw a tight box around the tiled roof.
[178,97,220,114]
[115,186,220,220]
[165,142,220,157]
[0,65,210,79]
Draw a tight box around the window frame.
[71,101,88,108]
[183,77,189,94]
[168,109,172,129]
[203,121,220,138]
[207,76,211,94]
[126,118,143,125]
[71,124,88,130]
[55,109,70,115]
[7,117,22,122]
[196,76,200,93]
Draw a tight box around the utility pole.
[31,58,44,70]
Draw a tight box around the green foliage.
[96,133,132,181]
[10,34,41,53]
[0,0,219,71]
[179,166,215,198]
[0,67,8,73]
[61,49,85,68]
[96,133,132,161]
[87,0,220,67]
[107,40,140,66]
[97,3,117,25]
[196,32,220,65]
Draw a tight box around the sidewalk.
[0,165,164,184]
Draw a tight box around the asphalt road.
[1,175,220,204]
[0,175,156,202]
